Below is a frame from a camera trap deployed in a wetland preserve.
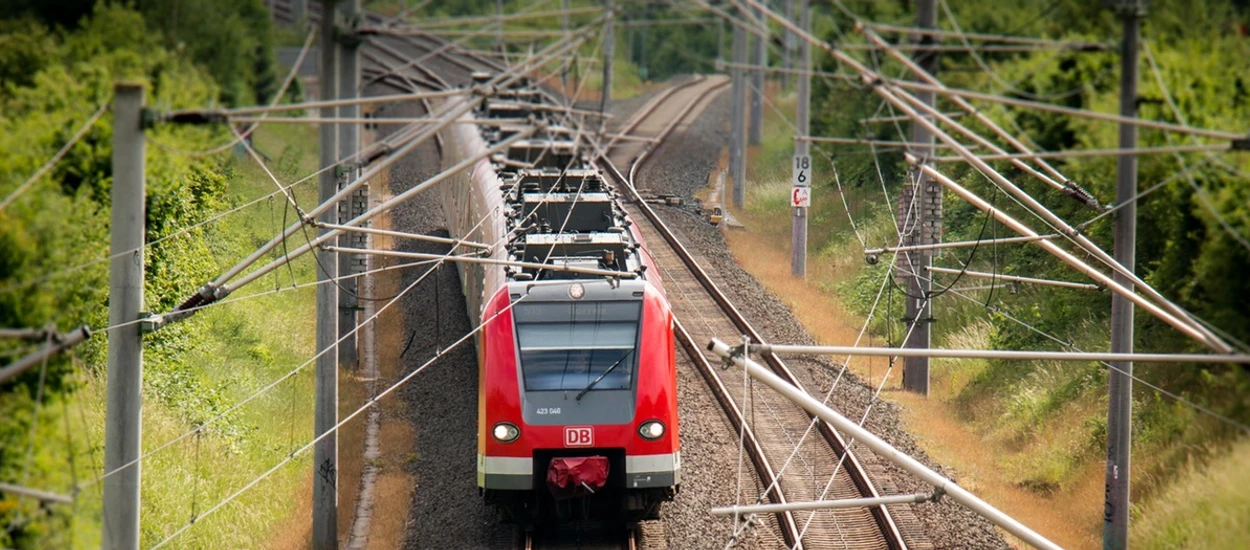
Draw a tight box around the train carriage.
[436,81,679,529]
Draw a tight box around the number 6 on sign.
[792,154,811,186]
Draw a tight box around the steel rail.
[521,524,636,549]
[597,76,806,549]
[599,77,907,550]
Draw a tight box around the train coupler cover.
[545,456,608,499]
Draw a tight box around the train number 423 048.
[536,407,562,415]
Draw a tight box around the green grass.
[735,83,1250,545]
[19,123,323,549]
[1133,437,1250,549]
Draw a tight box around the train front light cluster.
[493,422,520,443]
[638,420,665,440]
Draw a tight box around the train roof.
[471,87,646,285]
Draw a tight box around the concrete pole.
[782,0,794,92]
[495,0,503,52]
[314,1,339,548]
[561,0,570,88]
[708,339,1064,550]
[902,0,937,396]
[639,9,649,80]
[791,1,810,278]
[731,18,747,208]
[1106,2,1143,548]
[627,21,636,66]
[292,0,307,27]
[338,0,360,374]
[601,0,615,109]
[727,30,736,172]
[748,5,764,145]
[716,16,724,62]
[101,82,145,550]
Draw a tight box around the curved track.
[523,528,636,550]
[598,78,908,550]
[271,4,909,546]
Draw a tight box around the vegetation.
[736,0,1250,545]
[0,2,317,547]
[371,0,721,91]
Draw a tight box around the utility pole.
[731,18,747,208]
[338,0,361,374]
[791,1,810,278]
[495,0,503,52]
[639,5,649,80]
[314,1,339,548]
[901,0,938,395]
[1106,1,1143,547]
[101,81,145,550]
[782,0,794,92]
[628,22,636,67]
[601,0,615,110]
[716,16,724,62]
[292,0,307,27]
[748,6,764,145]
[561,0,570,89]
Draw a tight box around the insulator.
[1061,180,1102,211]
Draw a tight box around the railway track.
[522,528,637,550]
[597,78,909,550]
[271,4,910,546]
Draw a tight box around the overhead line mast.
[1106,0,1146,548]
[791,0,810,278]
[313,1,340,548]
[738,0,1230,351]
[901,0,938,396]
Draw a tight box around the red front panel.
[479,284,679,464]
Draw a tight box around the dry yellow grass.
[720,196,1105,549]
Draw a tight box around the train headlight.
[492,422,520,443]
[638,420,665,440]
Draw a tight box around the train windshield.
[513,301,641,392]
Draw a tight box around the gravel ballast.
[638,77,1011,550]
[373,55,1011,547]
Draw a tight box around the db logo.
[564,426,593,447]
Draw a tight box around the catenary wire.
[0,100,111,213]
[148,291,533,549]
[937,0,1111,102]
[1141,39,1250,255]
[147,41,617,540]
[148,28,316,158]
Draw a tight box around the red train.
[438,82,679,529]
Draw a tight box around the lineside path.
[601,78,905,550]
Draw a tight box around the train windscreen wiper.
[575,350,633,401]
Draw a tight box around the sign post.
[791,153,811,276]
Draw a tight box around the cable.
[80,247,449,492]
[0,100,111,212]
[148,28,316,158]
[0,144,336,297]
[133,40,614,532]
[937,0,1111,102]
[85,92,589,486]
[1141,39,1250,255]
[731,197,917,542]
[896,261,1250,435]
[796,284,932,543]
[149,290,533,549]
[889,185,998,301]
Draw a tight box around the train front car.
[479,277,678,528]
[466,83,679,530]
